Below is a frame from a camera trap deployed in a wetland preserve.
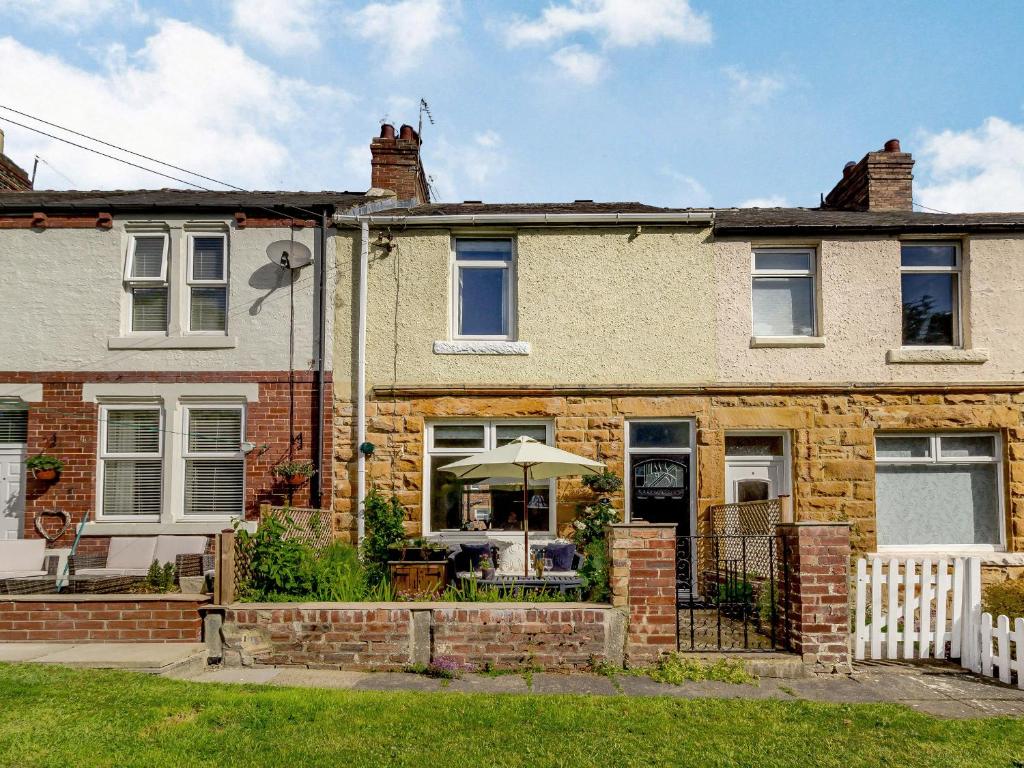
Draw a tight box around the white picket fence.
[854,556,1024,688]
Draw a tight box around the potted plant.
[479,554,495,580]
[272,459,315,487]
[581,469,623,496]
[27,455,64,481]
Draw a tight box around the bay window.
[426,421,552,534]
[875,432,1003,550]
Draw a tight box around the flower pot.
[33,468,58,481]
[286,473,307,486]
[481,567,495,580]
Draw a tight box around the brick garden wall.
[4,371,331,547]
[0,595,208,642]
[335,388,1024,555]
[220,603,622,671]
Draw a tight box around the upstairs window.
[183,406,245,517]
[188,235,228,333]
[751,249,816,337]
[453,239,513,339]
[125,234,169,333]
[901,242,960,347]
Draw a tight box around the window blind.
[131,236,165,279]
[190,287,227,332]
[185,460,244,516]
[132,287,168,332]
[192,237,225,280]
[188,409,241,452]
[102,459,162,516]
[0,411,28,443]
[106,409,161,454]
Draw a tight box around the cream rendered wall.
[715,234,1024,383]
[362,226,717,387]
[0,217,333,372]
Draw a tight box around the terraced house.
[334,131,1024,587]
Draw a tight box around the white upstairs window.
[125,234,170,333]
[188,234,228,333]
[452,239,514,340]
[751,248,817,337]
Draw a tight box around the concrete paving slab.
[31,643,207,670]
[783,677,886,704]
[352,672,444,692]
[853,672,954,701]
[189,667,282,685]
[918,674,1024,701]
[445,674,531,694]
[530,673,618,696]
[0,643,70,662]
[613,675,701,698]
[270,669,368,689]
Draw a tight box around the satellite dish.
[266,240,313,270]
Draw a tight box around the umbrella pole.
[522,464,529,577]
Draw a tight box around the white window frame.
[179,403,246,522]
[750,247,818,338]
[899,241,962,349]
[186,233,229,335]
[423,419,554,536]
[875,431,1004,553]
[124,233,170,335]
[723,430,792,498]
[95,403,164,523]
[450,237,516,341]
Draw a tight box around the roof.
[714,208,1024,234]
[405,201,710,216]
[0,189,372,213]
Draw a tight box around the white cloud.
[0,22,357,191]
[426,131,509,200]
[916,117,1024,213]
[0,0,144,31]
[231,0,323,55]
[550,45,605,84]
[660,168,711,207]
[738,195,790,208]
[723,66,785,105]
[505,0,711,48]
[348,0,457,73]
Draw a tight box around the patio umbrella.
[439,436,605,576]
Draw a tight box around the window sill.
[885,348,989,364]
[433,340,531,355]
[749,336,826,349]
[108,336,238,350]
[82,520,242,535]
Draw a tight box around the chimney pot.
[379,123,396,140]
[884,138,901,153]
[399,124,417,142]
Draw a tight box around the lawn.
[0,664,1022,768]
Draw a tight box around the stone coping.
[227,601,613,610]
[1,594,212,603]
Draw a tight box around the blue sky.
[1,0,1023,211]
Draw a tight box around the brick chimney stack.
[823,138,913,212]
[369,123,429,204]
[0,129,33,191]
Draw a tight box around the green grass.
[1,664,1023,767]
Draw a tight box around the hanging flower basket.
[27,455,64,482]
[272,460,315,487]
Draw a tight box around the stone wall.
[220,602,623,671]
[333,388,1024,555]
[0,595,208,642]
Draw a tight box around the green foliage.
[578,538,610,602]
[580,470,623,495]
[271,460,315,478]
[715,578,754,606]
[983,578,1024,619]
[361,489,407,586]
[629,655,755,686]
[26,455,64,472]
[437,580,573,603]
[570,499,620,549]
[145,560,176,593]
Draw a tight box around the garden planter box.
[388,561,449,596]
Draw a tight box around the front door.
[0,446,26,540]
[724,433,789,505]
[629,455,691,533]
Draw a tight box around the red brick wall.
[608,523,678,663]
[778,522,852,671]
[6,371,331,546]
[0,596,207,642]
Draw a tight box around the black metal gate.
[676,533,790,652]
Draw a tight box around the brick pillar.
[608,523,677,664]
[778,522,852,673]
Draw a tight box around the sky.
[1,0,1023,211]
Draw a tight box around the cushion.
[75,567,150,577]
[456,543,496,571]
[105,537,158,571]
[0,539,45,571]
[546,542,576,571]
[0,569,47,578]
[153,535,208,565]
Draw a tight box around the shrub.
[144,561,176,593]
[983,578,1024,619]
[571,498,619,602]
[236,515,313,599]
[361,489,407,586]
[571,499,620,549]
[581,470,623,496]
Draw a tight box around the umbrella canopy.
[439,436,605,576]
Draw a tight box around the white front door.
[0,446,26,539]
[725,459,786,504]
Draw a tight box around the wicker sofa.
[68,535,209,590]
[0,540,59,594]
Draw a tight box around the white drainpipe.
[356,219,369,542]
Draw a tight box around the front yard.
[1,664,1023,767]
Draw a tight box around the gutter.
[332,211,715,227]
